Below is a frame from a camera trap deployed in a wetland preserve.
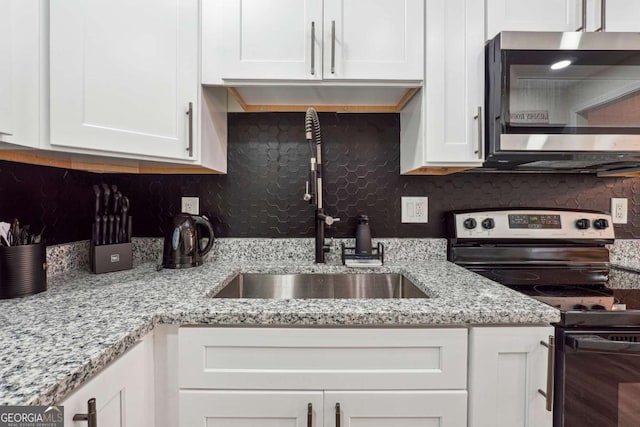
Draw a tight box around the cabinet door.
[210,0,322,81]
[50,0,198,160]
[323,0,423,80]
[0,0,13,137]
[180,390,323,427]
[0,0,45,148]
[468,327,554,427]
[60,336,155,427]
[486,0,580,40]
[324,391,467,427]
[420,0,484,167]
[586,0,640,31]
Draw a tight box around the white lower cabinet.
[180,390,466,427]
[468,326,554,427]
[59,333,155,427]
[178,327,468,427]
[180,390,323,426]
[324,391,467,427]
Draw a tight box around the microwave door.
[484,32,640,172]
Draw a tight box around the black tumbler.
[0,243,47,299]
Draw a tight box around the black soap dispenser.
[355,214,372,256]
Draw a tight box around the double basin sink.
[213,273,429,299]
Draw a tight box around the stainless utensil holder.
[0,243,47,298]
[90,242,132,274]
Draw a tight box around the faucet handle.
[325,216,340,226]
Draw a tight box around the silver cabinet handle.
[73,397,97,427]
[331,20,336,74]
[335,402,340,427]
[537,335,555,412]
[473,106,483,160]
[307,403,312,427]
[577,0,587,31]
[595,0,606,31]
[0,132,12,136]
[186,102,193,157]
[310,22,316,75]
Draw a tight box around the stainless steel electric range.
[447,209,640,427]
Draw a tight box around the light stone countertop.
[0,260,559,407]
[0,238,559,407]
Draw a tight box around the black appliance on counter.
[484,31,640,174]
[162,213,215,269]
[448,208,640,427]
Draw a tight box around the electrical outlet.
[401,197,428,223]
[181,197,199,215]
[611,198,628,224]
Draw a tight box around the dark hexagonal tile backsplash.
[3,112,640,244]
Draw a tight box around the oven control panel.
[452,209,614,239]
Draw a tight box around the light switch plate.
[401,197,428,223]
[181,197,199,215]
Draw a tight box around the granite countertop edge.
[0,259,559,406]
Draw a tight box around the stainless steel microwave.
[484,31,640,174]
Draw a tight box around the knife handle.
[108,215,114,245]
[102,215,107,246]
[115,216,121,244]
[127,216,132,243]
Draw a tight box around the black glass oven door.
[560,331,640,427]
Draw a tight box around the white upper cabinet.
[202,0,424,83]
[400,0,485,173]
[486,0,580,40]
[0,0,47,148]
[211,0,323,81]
[586,0,640,31]
[50,0,199,161]
[0,0,13,138]
[322,0,424,80]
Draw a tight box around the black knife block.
[90,242,132,274]
[0,243,47,299]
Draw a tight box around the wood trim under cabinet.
[403,166,477,175]
[0,150,223,174]
[227,87,420,113]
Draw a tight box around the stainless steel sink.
[212,273,428,299]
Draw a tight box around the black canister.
[355,214,372,256]
[0,243,47,299]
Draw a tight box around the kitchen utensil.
[9,219,19,246]
[121,196,129,242]
[101,215,107,246]
[102,184,111,215]
[31,225,45,244]
[94,215,100,245]
[19,225,30,245]
[113,191,121,217]
[108,215,114,245]
[0,222,10,246]
[162,214,215,269]
[111,185,118,213]
[93,184,101,216]
[115,216,121,244]
[126,216,132,243]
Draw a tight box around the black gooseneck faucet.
[303,108,340,263]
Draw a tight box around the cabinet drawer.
[179,327,467,390]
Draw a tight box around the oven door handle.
[566,335,640,355]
